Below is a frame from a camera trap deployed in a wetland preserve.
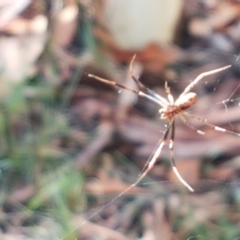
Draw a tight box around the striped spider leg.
[88,57,236,192]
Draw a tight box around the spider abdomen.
[175,92,197,111]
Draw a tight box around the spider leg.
[185,112,240,137]
[81,125,170,223]
[180,65,231,98]
[165,81,174,105]
[169,120,194,192]
[129,55,169,106]
[179,114,205,135]
[81,121,192,223]
[140,124,171,177]
[129,54,147,91]
[88,74,165,106]
[133,122,171,187]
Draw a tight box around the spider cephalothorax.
[160,91,197,121]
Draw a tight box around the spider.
[88,56,239,192]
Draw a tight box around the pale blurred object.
[3,14,47,35]
[0,33,47,84]
[0,0,31,28]
[0,0,79,87]
[53,4,79,47]
[0,0,48,87]
[103,0,184,50]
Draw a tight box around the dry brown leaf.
[75,121,115,169]
[95,42,183,73]
[189,1,240,37]
[168,192,226,232]
[74,217,129,240]
[142,200,172,240]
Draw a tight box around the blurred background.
[1,0,240,239]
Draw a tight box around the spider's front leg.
[179,65,231,97]
[165,81,174,105]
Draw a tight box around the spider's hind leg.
[179,114,205,135]
[169,120,194,192]
[185,112,240,137]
